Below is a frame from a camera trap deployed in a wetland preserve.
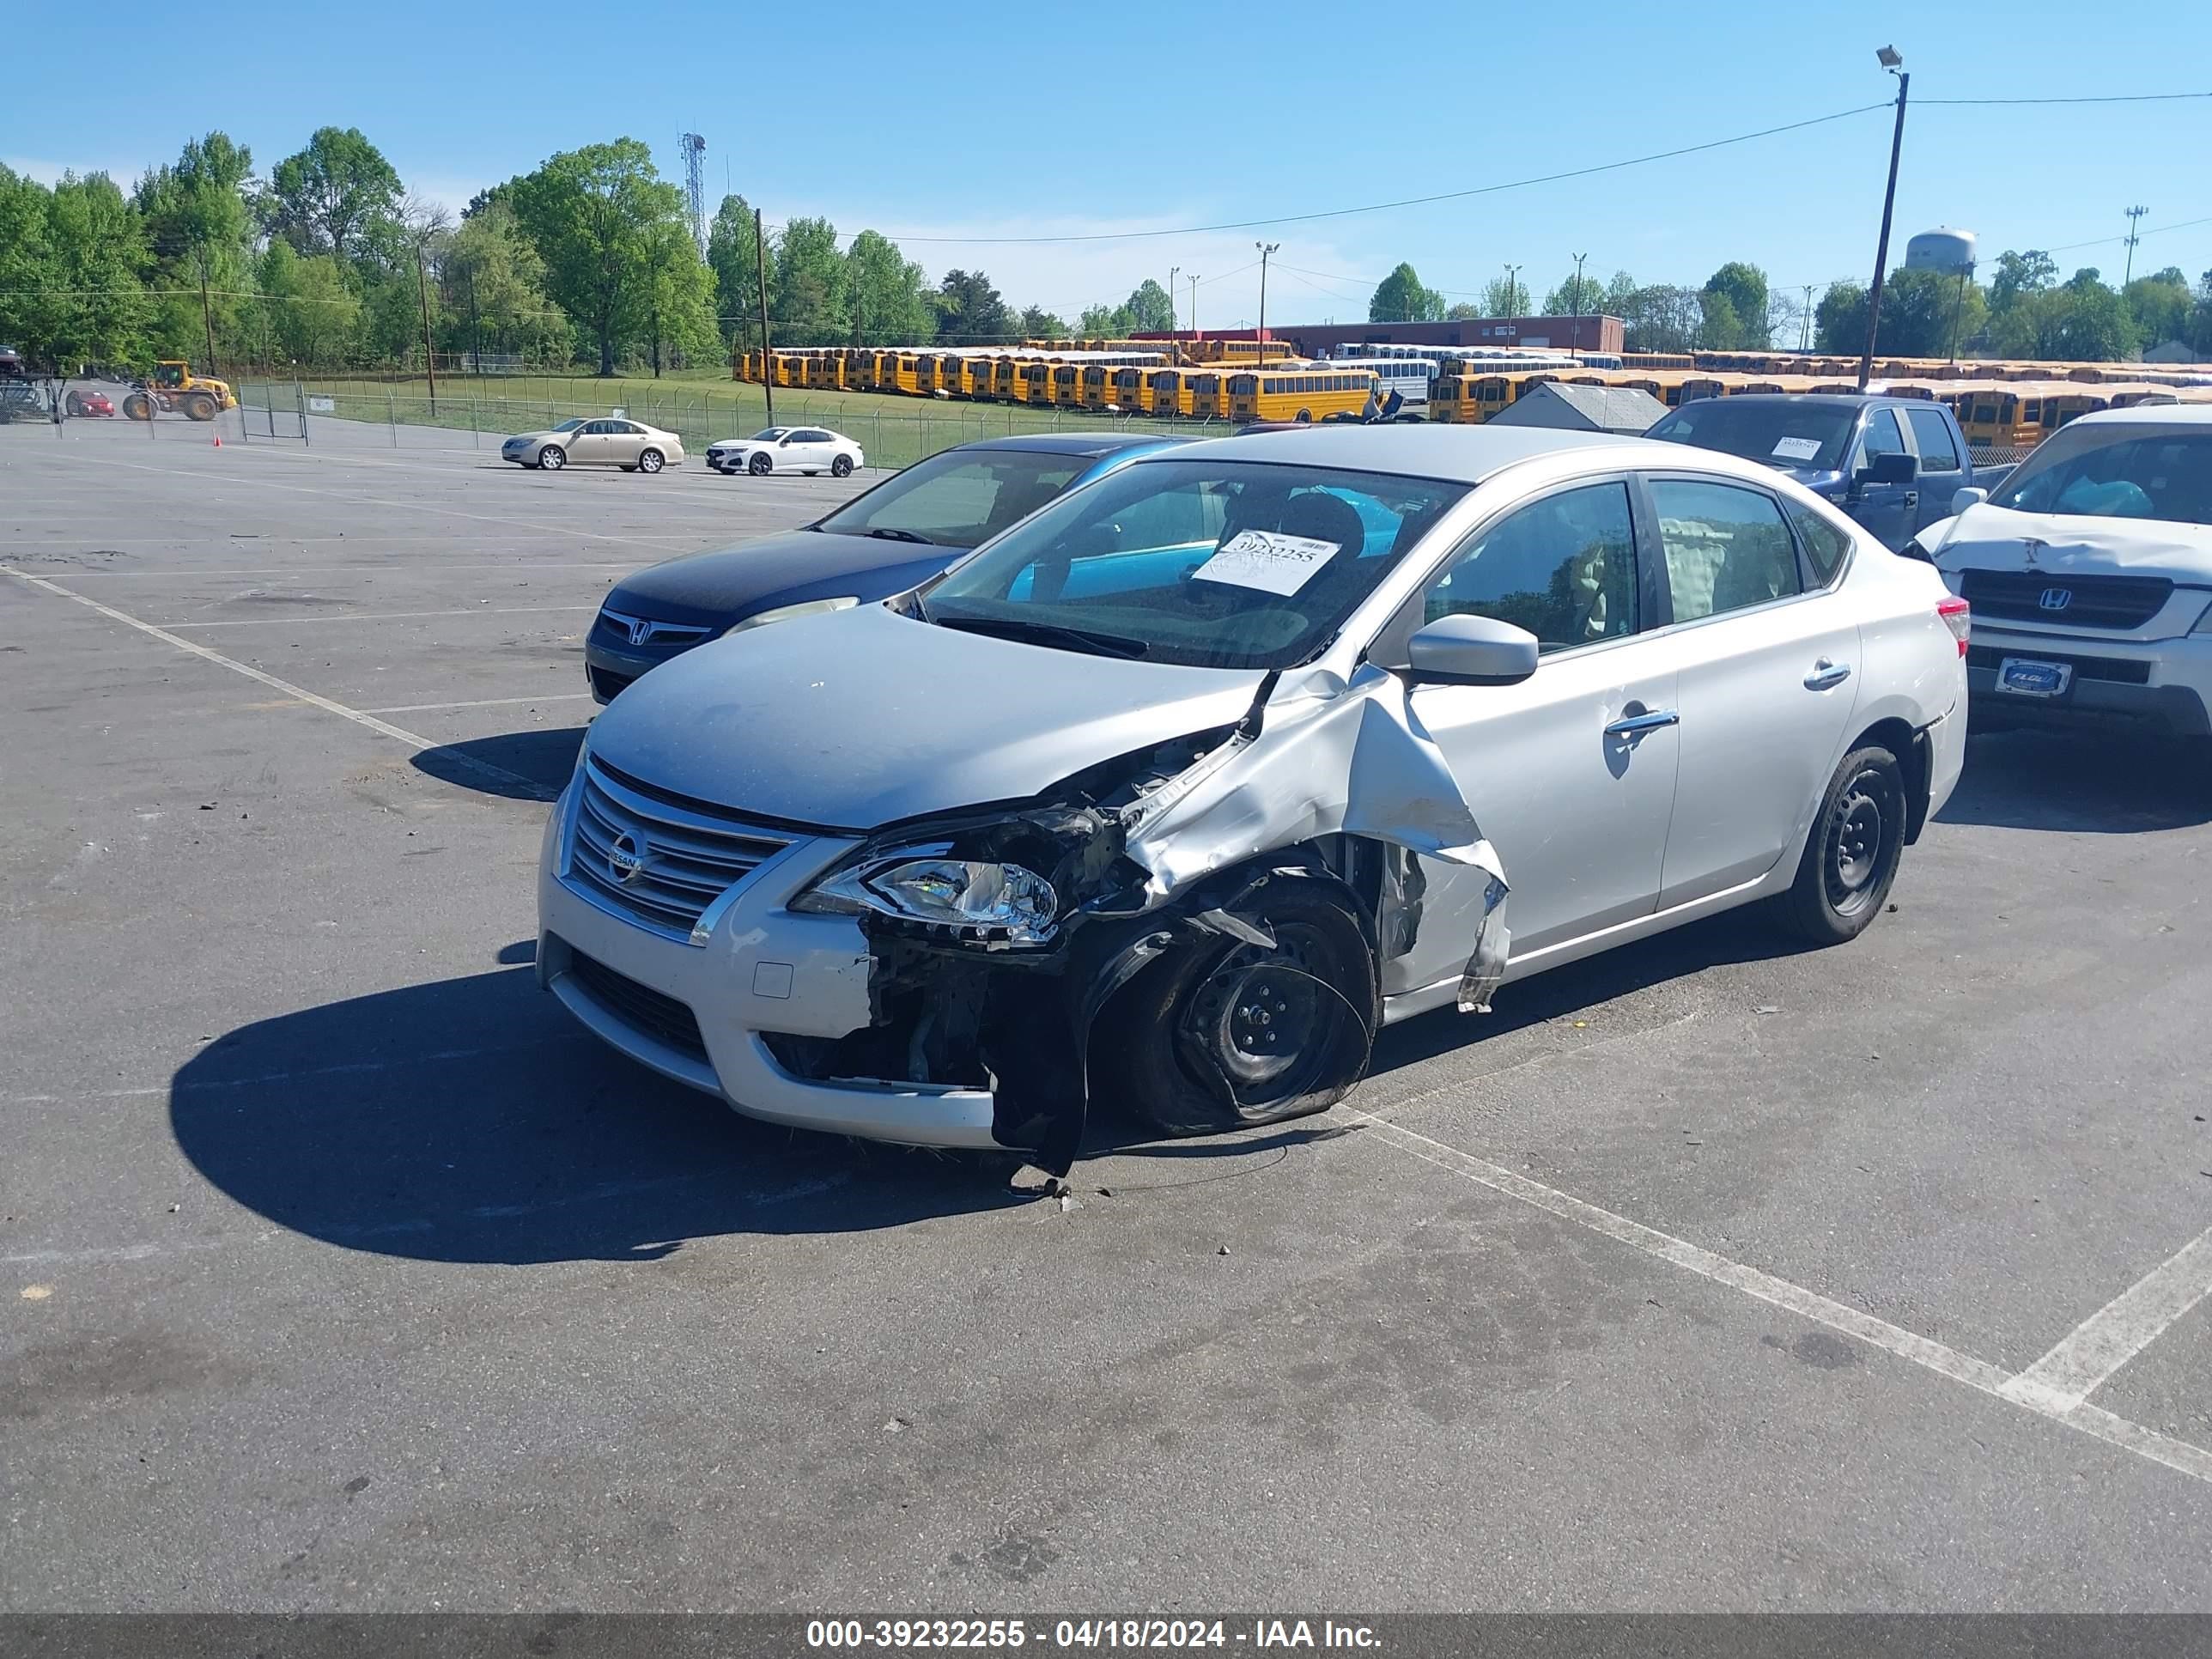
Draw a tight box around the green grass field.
[245,371,1231,471]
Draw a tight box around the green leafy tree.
[845,230,933,345]
[0,166,59,364]
[1814,281,1869,354]
[1370,262,1443,323]
[1121,278,1175,333]
[772,216,849,346]
[1078,301,1130,337]
[2124,270,2193,349]
[935,269,1009,343]
[1702,262,1770,348]
[439,199,566,364]
[1987,249,2057,316]
[267,127,403,268]
[1444,301,1480,320]
[1017,304,1067,340]
[509,138,681,375]
[1697,289,1746,349]
[135,131,257,364]
[254,241,362,366]
[1620,284,1704,353]
[1479,276,1526,317]
[635,216,719,374]
[43,172,153,369]
[706,194,765,348]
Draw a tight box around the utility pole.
[2122,204,2148,287]
[1169,266,1179,364]
[754,206,775,426]
[1857,47,1910,391]
[1570,252,1588,356]
[415,238,438,416]
[1255,243,1279,360]
[1188,272,1201,343]
[1802,283,1815,352]
[195,249,217,374]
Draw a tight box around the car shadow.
[1937,727,2212,833]
[411,726,586,801]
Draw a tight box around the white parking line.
[161,605,597,629]
[1,566,556,801]
[360,692,598,714]
[33,562,648,576]
[2000,1224,2212,1413]
[1344,1105,2212,1487]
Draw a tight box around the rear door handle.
[1805,659,1853,690]
[1603,708,1680,738]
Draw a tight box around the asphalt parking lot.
[4,412,2211,1613]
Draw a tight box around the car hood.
[1928,504,2212,584]
[507,429,568,445]
[607,530,965,625]
[583,601,1265,830]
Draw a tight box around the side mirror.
[1857,451,1919,488]
[1406,615,1539,686]
[1950,486,1989,514]
[780,436,795,447]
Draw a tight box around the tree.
[254,241,361,367]
[1078,301,1130,337]
[0,167,59,366]
[509,138,680,375]
[267,127,403,269]
[1697,289,1747,349]
[1814,282,1869,355]
[706,194,765,348]
[771,216,848,345]
[1370,263,1442,324]
[440,199,566,365]
[1017,305,1067,340]
[135,131,257,363]
[1122,278,1175,333]
[1619,284,1705,353]
[935,268,1008,343]
[1702,262,1770,349]
[2124,270,2193,349]
[1988,249,2057,315]
[1479,276,1525,317]
[636,216,718,374]
[845,230,933,345]
[1444,301,1480,320]
[43,172,153,369]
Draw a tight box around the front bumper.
[1965,623,2212,738]
[535,781,1002,1149]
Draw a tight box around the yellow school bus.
[1109,366,1148,412]
[1188,370,1235,421]
[1016,360,1055,406]
[984,357,1018,401]
[1051,363,1085,409]
[1225,367,1376,424]
[1078,365,1114,410]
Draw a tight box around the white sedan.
[707,426,864,477]
[1913,405,2212,742]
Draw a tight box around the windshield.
[816,447,1091,548]
[1646,401,1855,471]
[919,459,1468,669]
[750,428,791,441]
[1991,431,2212,526]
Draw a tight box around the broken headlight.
[793,854,1060,948]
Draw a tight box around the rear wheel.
[122,392,153,422]
[637,448,664,474]
[183,392,217,422]
[831,453,854,477]
[65,392,86,417]
[1093,879,1376,1139]
[538,446,566,471]
[748,452,772,476]
[1295,408,1313,423]
[1780,744,1907,945]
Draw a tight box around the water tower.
[1903,228,1978,363]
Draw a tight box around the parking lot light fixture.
[1857,47,1910,391]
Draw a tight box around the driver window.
[1420,482,1638,653]
[1857,407,1906,465]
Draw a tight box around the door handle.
[1603,708,1680,738]
[1805,659,1853,690]
[1902,490,1919,509]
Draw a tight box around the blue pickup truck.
[1644,392,1989,550]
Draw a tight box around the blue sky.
[7,1,2207,331]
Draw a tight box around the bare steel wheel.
[1782,744,1906,945]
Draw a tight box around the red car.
[65,389,115,417]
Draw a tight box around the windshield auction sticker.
[1193,530,1340,597]
[1771,436,1824,461]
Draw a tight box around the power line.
[1917,90,2212,106]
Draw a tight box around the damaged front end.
[765,665,1510,1175]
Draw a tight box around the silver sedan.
[538,425,1968,1172]
[501,417,685,473]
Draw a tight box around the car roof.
[1680,392,1899,410]
[1154,422,1656,483]
[2066,403,2212,428]
[952,433,1176,459]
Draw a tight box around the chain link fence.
[265,376,1236,471]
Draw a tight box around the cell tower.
[679,132,708,257]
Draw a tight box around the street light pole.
[1188,273,1200,343]
[1255,243,1279,360]
[1570,252,1588,356]
[1169,265,1180,364]
[1503,263,1523,319]
[1857,47,1910,391]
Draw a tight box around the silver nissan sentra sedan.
[537,425,1969,1174]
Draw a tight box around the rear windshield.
[1992,431,2212,526]
[1646,401,1856,471]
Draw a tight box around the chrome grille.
[564,757,794,941]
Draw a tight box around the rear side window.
[1651,480,1803,622]
[1905,406,1960,471]
[1784,501,1853,584]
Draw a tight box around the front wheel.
[830,453,854,477]
[538,446,566,471]
[65,392,86,417]
[183,392,217,422]
[122,392,153,422]
[748,452,772,476]
[637,448,664,474]
[1779,744,1907,945]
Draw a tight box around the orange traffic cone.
[212,437,222,447]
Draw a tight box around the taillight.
[1936,595,1971,657]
